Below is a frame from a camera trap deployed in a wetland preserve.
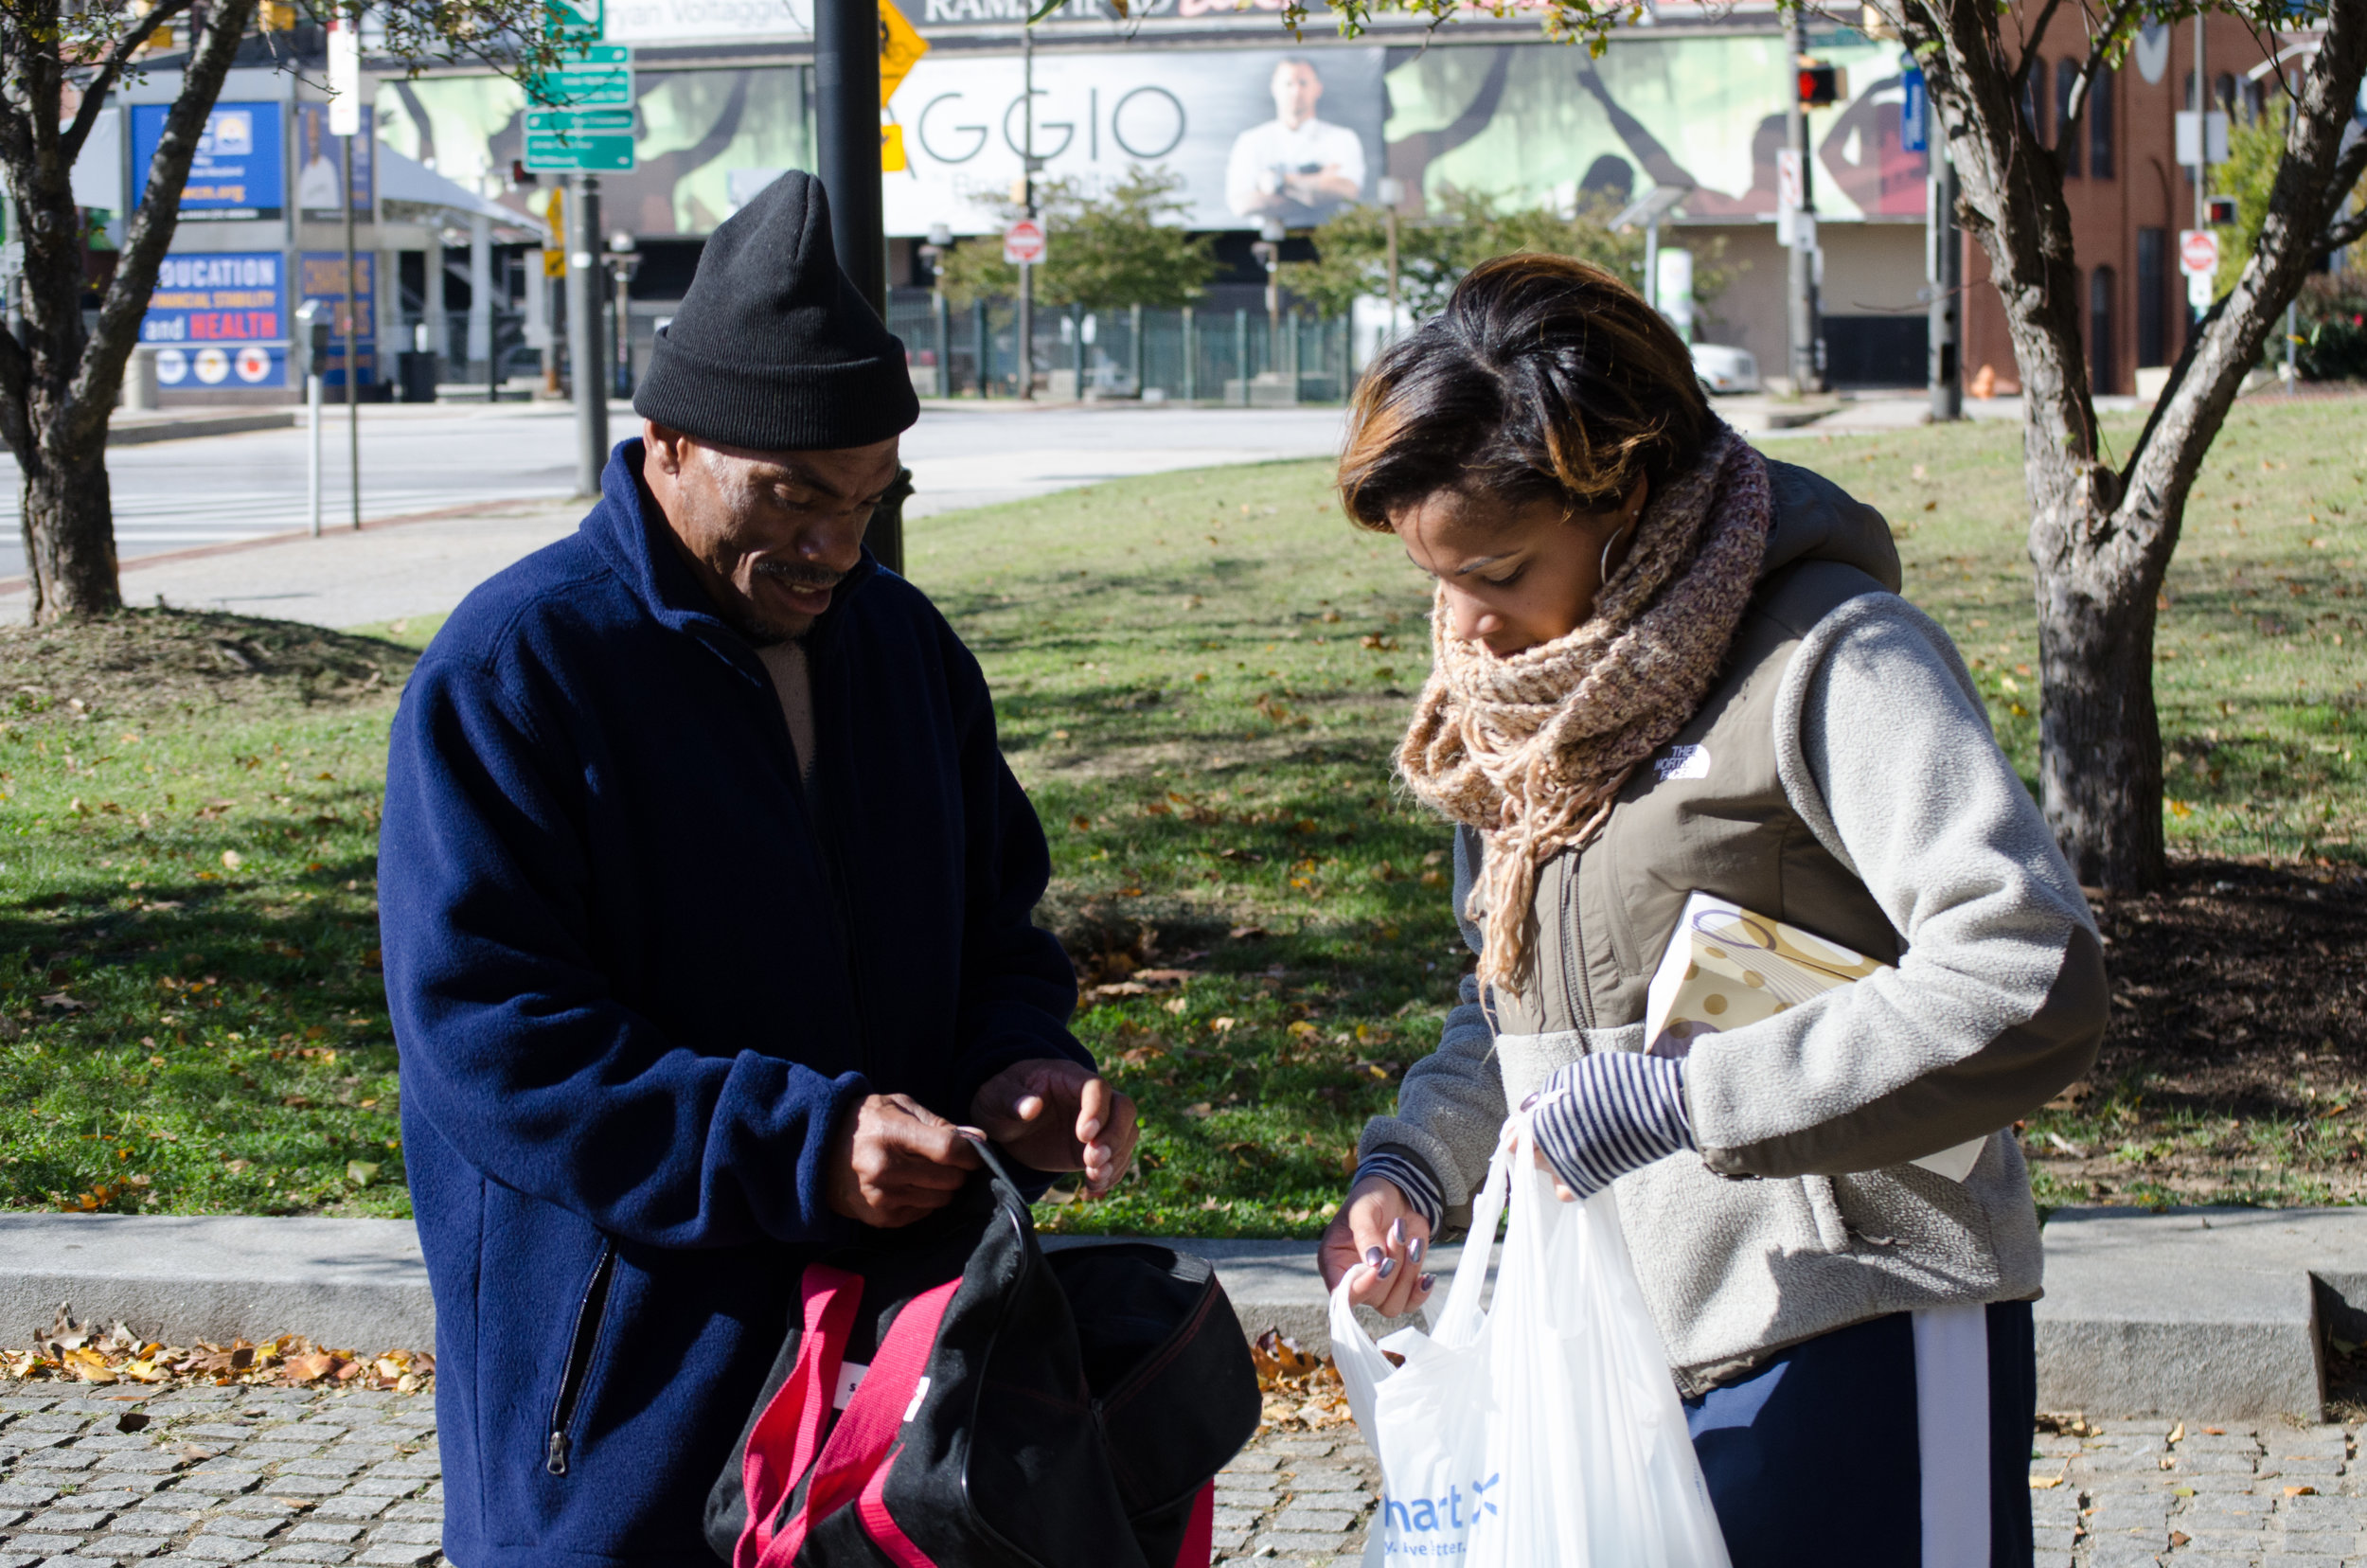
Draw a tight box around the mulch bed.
[2026,856,2367,1200]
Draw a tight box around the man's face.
[1272,62,1323,127]
[640,422,901,641]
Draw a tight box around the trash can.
[396,350,439,404]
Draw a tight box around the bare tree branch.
[2012,0,2068,99]
[66,0,261,445]
[2058,0,2145,141]
[60,0,197,165]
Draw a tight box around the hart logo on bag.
[1382,1473,1502,1537]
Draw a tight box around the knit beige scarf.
[1397,426,1774,996]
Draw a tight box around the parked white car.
[1691,343,1762,395]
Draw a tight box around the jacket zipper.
[544,1242,616,1477]
[1562,857,1598,1036]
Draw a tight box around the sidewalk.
[0,1351,2357,1567]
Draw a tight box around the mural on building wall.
[882,46,1384,235]
[1382,34,1928,222]
[374,69,812,240]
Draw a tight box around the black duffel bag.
[703,1140,1260,1568]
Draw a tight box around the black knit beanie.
[632,171,919,451]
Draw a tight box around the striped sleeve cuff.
[1529,1053,1695,1202]
[1352,1148,1447,1233]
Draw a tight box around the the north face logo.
[1654,744,1711,782]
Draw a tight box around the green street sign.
[524,108,636,172]
[529,43,632,111]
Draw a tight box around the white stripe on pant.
[1913,1303,1993,1567]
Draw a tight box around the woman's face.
[1395,479,1646,658]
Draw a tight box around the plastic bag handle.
[1427,1130,1516,1349]
[1327,1272,1397,1437]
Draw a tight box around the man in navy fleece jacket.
[378,172,1136,1568]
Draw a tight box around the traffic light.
[2205,195,2237,225]
[1796,60,1847,109]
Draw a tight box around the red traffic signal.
[1796,61,1845,108]
[2205,195,2237,226]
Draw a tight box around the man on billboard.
[1225,57,1365,226]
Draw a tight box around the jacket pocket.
[1800,1175,1852,1254]
[544,1240,617,1478]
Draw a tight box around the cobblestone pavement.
[9,1385,2358,1567]
[2031,1420,2366,1568]
[0,1386,440,1567]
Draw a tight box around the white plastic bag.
[1332,1125,1732,1568]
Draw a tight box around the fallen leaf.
[38,993,91,1012]
[2202,1426,2225,1435]
[2168,1420,2184,1444]
[2169,1532,2190,1549]
[283,1351,335,1384]
[346,1162,381,1186]
[2287,1485,2317,1497]
[2029,1475,2062,1489]
[1228,925,1269,941]
[1209,1017,1237,1033]
[222,850,242,870]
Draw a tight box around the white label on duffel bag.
[834,1363,869,1411]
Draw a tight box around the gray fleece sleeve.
[1686,594,2108,1177]
[1355,827,1507,1225]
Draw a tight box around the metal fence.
[886,292,1355,405]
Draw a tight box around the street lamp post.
[1252,216,1284,398]
[918,222,952,398]
[606,229,639,398]
[1016,19,1038,401]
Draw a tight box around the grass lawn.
[3,392,2363,1232]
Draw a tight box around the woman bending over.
[1315,253,2104,1567]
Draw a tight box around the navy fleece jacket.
[379,439,1089,1568]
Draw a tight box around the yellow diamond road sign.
[879,0,928,107]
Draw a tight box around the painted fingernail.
[1364,1246,1385,1268]
[1388,1218,1406,1246]
[1417,1274,1437,1292]
[1519,1092,1540,1111]
[1409,1238,1426,1264]
[1376,1257,1397,1279]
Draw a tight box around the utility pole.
[1016,19,1036,401]
[814,0,903,573]
[1784,8,1824,394]
[342,129,361,530]
[565,173,607,497]
[1928,102,1961,420]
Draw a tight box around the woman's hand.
[1316,1176,1436,1318]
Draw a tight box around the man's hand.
[825,1093,983,1228]
[969,1059,1138,1196]
[1316,1176,1434,1318]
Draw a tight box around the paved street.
[0,401,1349,592]
[2,1384,2363,1567]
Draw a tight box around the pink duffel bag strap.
[735,1264,863,1568]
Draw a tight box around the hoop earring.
[1600,520,1637,584]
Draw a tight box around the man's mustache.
[752,561,846,593]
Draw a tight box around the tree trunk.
[0,0,256,623]
[2033,546,2164,887]
[1898,0,2367,892]
[19,428,120,618]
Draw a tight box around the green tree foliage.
[1282,187,1730,325]
[935,167,1220,311]
[2216,100,2367,300]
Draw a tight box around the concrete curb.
[107,411,301,446]
[13,1205,2365,1419]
